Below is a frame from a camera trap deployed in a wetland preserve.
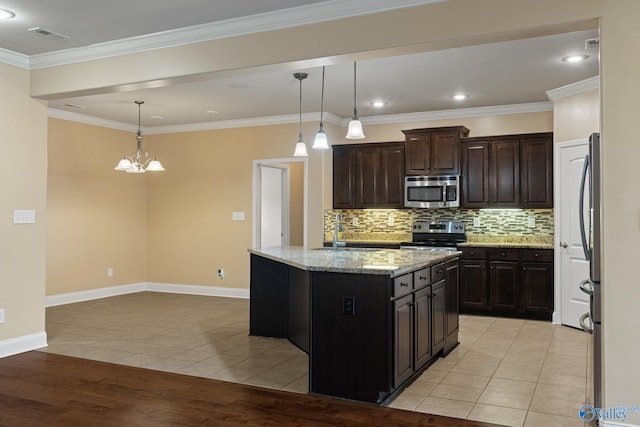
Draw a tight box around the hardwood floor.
[0,352,501,426]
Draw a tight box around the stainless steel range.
[400,221,466,251]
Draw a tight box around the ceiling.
[0,0,599,130]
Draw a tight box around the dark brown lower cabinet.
[444,260,460,354]
[393,293,414,386]
[431,280,445,355]
[459,247,554,320]
[414,286,433,371]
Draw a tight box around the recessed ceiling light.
[150,115,163,120]
[451,94,469,101]
[0,9,15,19]
[370,100,387,108]
[206,110,219,115]
[562,55,589,63]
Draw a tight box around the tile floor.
[40,292,592,427]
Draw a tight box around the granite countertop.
[459,235,554,249]
[249,246,460,278]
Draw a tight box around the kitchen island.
[248,246,460,404]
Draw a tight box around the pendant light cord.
[298,77,303,138]
[352,62,358,119]
[319,66,325,130]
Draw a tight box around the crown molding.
[49,102,551,134]
[546,76,600,101]
[0,48,30,69]
[361,102,553,126]
[48,108,138,132]
[27,0,444,69]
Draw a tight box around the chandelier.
[115,101,165,173]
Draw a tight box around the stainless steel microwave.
[404,175,460,208]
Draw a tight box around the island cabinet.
[249,250,460,405]
[403,126,469,176]
[458,247,554,320]
[332,142,404,209]
[460,132,553,208]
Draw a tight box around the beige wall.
[144,123,325,288]
[0,63,47,341]
[600,0,640,420]
[553,88,600,141]
[46,119,147,295]
[286,162,304,246]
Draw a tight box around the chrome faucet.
[333,213,346,249]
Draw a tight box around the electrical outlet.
[218,269,224,278]
[473,217,481,227]
[0,308,4,323]
[352,217,359,226]
[343,296,355,315]
[528,217,536,228]
[13,209,36,224]
[107,267,113,277]
[388,216,395,227]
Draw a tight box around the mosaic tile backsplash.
[323,208,554,243]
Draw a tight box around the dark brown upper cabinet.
[461,132,553,209]
[403,126,469,176]
[333,142,405,209]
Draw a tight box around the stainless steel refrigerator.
[578,132,601,409]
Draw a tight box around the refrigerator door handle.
[579,312,594,334]
[579,279,594,295]
[579,154,591,261]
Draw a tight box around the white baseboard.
[45,282,249,307]
[0,332,48,358]
[145,282,250,299]
[45,283,146,307]
[601,420,640,427]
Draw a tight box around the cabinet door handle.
[433,292,438,296]
[467,146,484,150]
[419,276,427,281]
[436,269,443,275]
[400,282,409,287]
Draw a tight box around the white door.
[557,140,590,328]
[259,164,290,248]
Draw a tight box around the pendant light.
[312,66,329,149]
[115,101,165,173]
[293,72,309,157]
[346,61,365,139]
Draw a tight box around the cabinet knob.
[436,269,443,275]
[560,242,569,248]
[534,253,539,257]
[501,252,506,257]
[523,267,527,271]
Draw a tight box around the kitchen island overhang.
[248,246,460,404]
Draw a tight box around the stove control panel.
[412,221,465,234]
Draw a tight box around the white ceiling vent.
[28,27,70,41]
[585,38,600,50]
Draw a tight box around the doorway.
[554,139,590,328]
[253,158,307,248]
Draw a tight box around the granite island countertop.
[249,246,460,278]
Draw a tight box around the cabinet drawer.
[488,248,520,261]
[460,247,486,260]
[431,263,446,283]
[521,249,553,263]
[414,267,431,289]
[393,273,414,297]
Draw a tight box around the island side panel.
[310,272,392,404]
[249,254,288,338]
[287,266,309,353]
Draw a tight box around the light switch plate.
[232,211,245,221]
[13,210,36,224]
[528,217,536,228]
[0,308,5,323]
[473,217,481,227]
[388,216,395,227]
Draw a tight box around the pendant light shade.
[293,72,309,157]
[346,61,365,139]
[313,66,329,150]
[114,101,165,173]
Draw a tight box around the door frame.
[252,157,308,249]
[553,138,589,325]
